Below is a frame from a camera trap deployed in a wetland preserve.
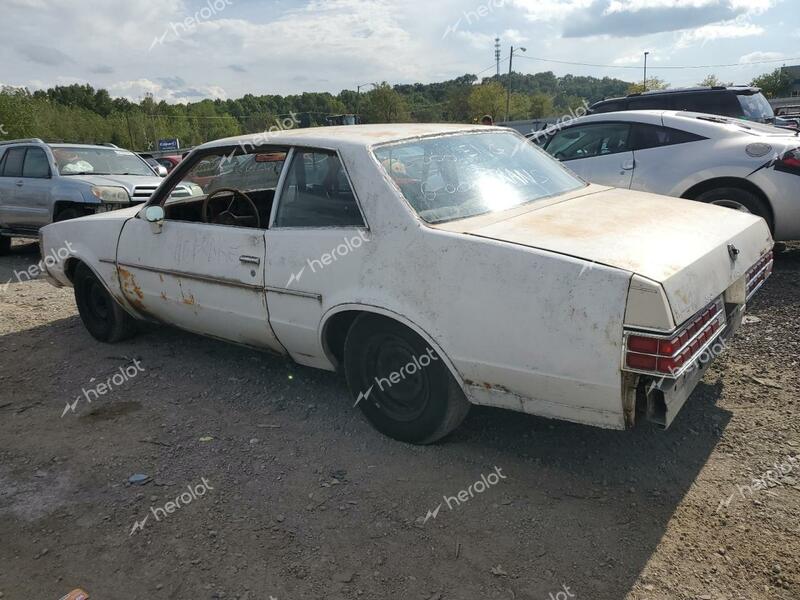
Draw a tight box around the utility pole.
[495,37,501,77]
[505,46,526,123]
[643,51,650,92]
[354,83,377,123]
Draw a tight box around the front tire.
[343,314,470,444]
[696,187,773,232]
[74,263,137,343]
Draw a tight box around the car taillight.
[624,298,725,377]
[746,249,774,301]
[777,148,800,174]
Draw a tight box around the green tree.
[627,77,669,95]
[697,74,732,87]
[362,83,410,123]
[468,81,506,121]
[751,68,791,98]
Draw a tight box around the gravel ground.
[0,239,798,600]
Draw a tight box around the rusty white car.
[40,124,774,444]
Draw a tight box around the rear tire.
[343,314,470,444]
[74,263,137,343]
[696,187,773,232]
[0,236,10,256]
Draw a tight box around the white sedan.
[40,124,773,444]
[541,110,800,240]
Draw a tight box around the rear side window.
[677,92,741,117]
[273,150,364,228]
[592,100,624,113]
[22,148,51,178]
[628,96,670,110]
[631,124,706,151]
[1,147,26,177]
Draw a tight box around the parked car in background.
[542,110,800,241]
[0,138,200,254]
[155,155,182,173]
[40,124,772,444]
[590,86,776,124]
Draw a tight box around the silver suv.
[0,138,198,254]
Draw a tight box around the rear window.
[1,147,26,177]
[631,124,705,151]
[675,92,741,118]
[628,96,669,110]
[738,93,775,122]
[591,100,624,113]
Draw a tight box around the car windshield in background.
[373,132,585,224]
[53,146,154,176]
[738,93,775,122]
[167,151,288,203]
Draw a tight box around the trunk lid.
[437,186,773,326]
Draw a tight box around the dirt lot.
[0,240,798,600]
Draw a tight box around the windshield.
[53,146,154,176]
[738,93,775,122]
[373,131,585,224]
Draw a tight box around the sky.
[0,0,797,103]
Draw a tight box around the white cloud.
[738,51,785,63]
[509,0,593,22]
[675,19,764,47]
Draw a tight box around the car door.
[264,147,369,367]
[628,123,708,195]
[0,147,28,227]
[17,147,54,227]
[115,148,287,353]
[545,122,634,189]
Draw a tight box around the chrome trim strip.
[265,286,322,301]
[98,258,116,265]
[116,261,264,292]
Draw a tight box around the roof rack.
[0,138,44,146]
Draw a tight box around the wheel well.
[63,257,81,283]
[681,177,774,226]
[322,310,362,369]
[53,201,89,221]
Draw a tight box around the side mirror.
[143,205,165,234]
[156,165,168,177]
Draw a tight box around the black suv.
[589,86,776,124]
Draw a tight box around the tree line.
[0,67,790,151]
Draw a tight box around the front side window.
[22,148,51,178]
[273,150,364,228]
[52,146,154,176]
[546,123,632,161]
[374,131,584,224]
[159,148,289,229]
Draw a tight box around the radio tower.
[494,37,501,77]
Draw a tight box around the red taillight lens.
[624,298,725,377]
[777,148,800,173]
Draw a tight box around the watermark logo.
[219,112,301,169]
[716,454,798,512]
[285,230,369,288]
[353,347,438,408]
[513,100,591,156]
[442,0,506,39]
[548,584,576,600]
[129,477,213,536]
[62,359,145,417]
[648,337,730,395]
[421,466,507,523]
[149,0,233,51]
[2,241,75,293]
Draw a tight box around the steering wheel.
[201,188,261,228]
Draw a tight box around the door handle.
[239,255,261,265]
[621,159,635,170]
[15,180,23,187]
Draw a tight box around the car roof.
[199,123,498,152]
[50,143,134,150]
[593,86,761,105]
